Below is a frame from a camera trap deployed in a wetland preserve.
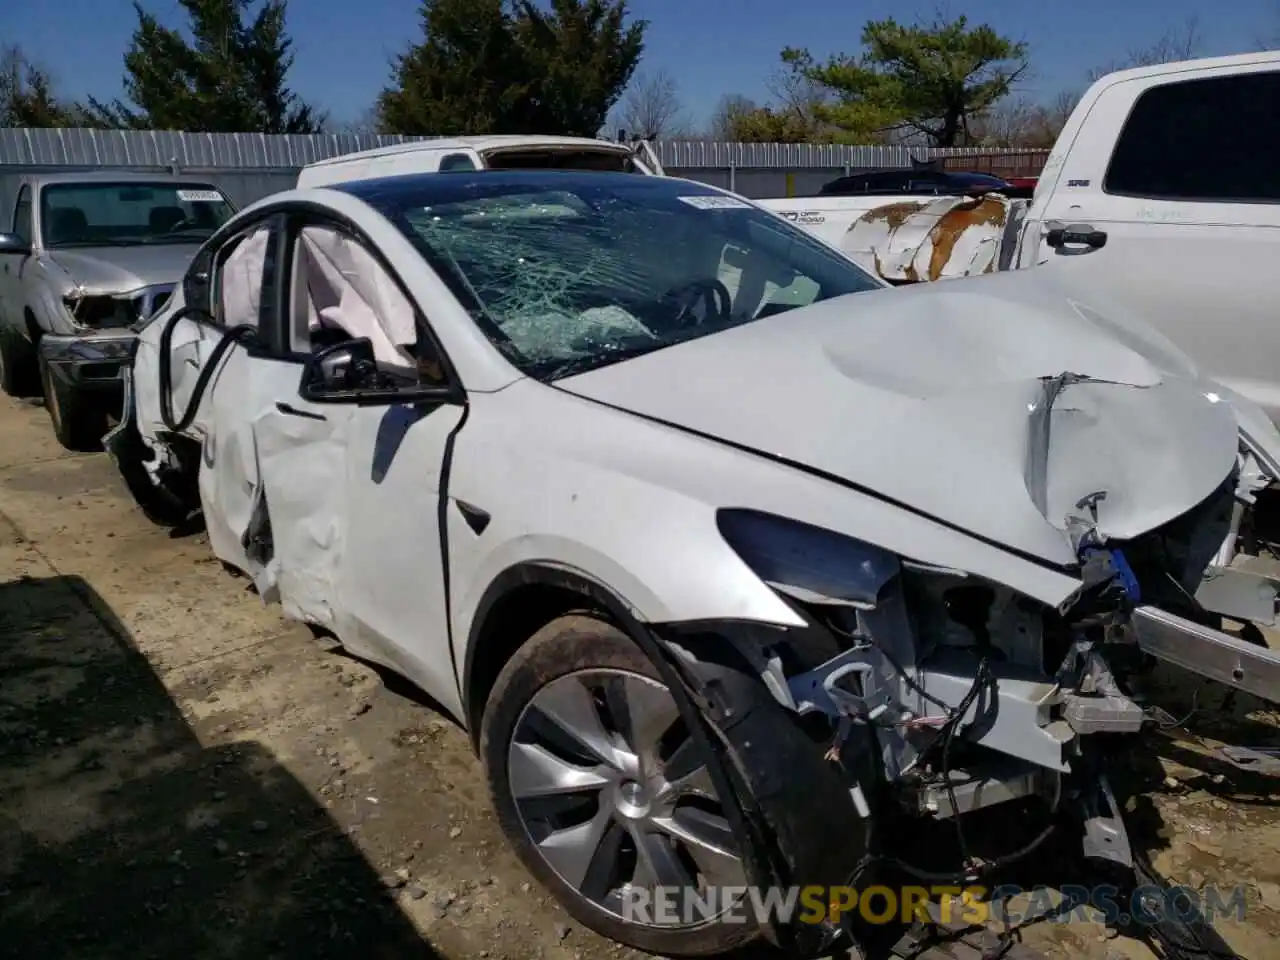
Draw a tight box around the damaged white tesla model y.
[108,169,1280,958]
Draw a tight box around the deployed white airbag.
[297,227,418,375]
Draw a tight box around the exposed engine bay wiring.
[824,614,1063,888]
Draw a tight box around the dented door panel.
[247,387,352,628]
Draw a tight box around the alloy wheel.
[507,668,747,927]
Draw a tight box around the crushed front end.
[38,283,175,401]
[643,460,1279,956]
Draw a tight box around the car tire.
[0,328,40,398]
[109,417,198,527]
[480,613,761,958]
[39,356,108,452]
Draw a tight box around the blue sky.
[8,0,1279,127]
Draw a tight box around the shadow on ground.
[0,573,437,960]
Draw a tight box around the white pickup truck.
[756,51,1280,424]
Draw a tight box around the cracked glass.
[362,174,883,381]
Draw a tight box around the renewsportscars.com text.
[620,883,1249,927]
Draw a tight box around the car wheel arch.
[24,308,42,344]
[462,563,809,951]
[460,562,650,742]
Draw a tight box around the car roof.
[303,135,631,170]
[29,171,222,188]
[1096,50,1280,86]
[330,167,717,205]
[820,168,1010,194]
[945,171,1011,185]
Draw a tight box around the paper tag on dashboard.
[678,195,751,210]
[177,189,225,203]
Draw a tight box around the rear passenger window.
[439,153,478,172]
[1104,71,1280,203]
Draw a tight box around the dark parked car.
[818,168,1021,198]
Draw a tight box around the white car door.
[1025,62,1280,419]
[159,213,353,626]
[281,219,466,712]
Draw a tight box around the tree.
[706,52,840,143]
[377,0,524,136]
[707,93,758,140]
[0,45,93,127]
[1259,2,1280,49]
[793,14,1030,146]
[1088,16,1204,81]
[968,89,1076,148]
[1030,90,1079,146]
[85,0,322,133]
[379,0,645,137]
[1031,16,1206,147]
[325,106,384,135]
[966,96,1037,148]
[764,50,831,133]
[614,68,688,139]
[721,104,826,143]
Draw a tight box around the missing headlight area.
[65,285,173,329]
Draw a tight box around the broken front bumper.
[1132,604,1280,700]
[38,329,137,396]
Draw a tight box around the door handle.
[275,401,326,421]
[1046,223,1107,250]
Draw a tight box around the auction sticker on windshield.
[177,189,225,203]
[678,195,751,210]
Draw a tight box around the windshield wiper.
[46,238,148,248]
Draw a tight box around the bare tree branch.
[707,93,757,140]
[1257,1,1280,49]
[614,68,690,140]
[1088,16,1204,82]
[764,54,829,125]
[325,105,382,134]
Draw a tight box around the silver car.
[0,172,235,449]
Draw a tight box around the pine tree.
[0,45,93,127]
[378,0,644,136]
[85,0,322,133]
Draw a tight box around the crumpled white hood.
[558,269,1240,566]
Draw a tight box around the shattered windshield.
[354,171,883,380]
[40,182,235,248]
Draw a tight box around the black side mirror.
[299,338,383,402]
[0,232,32,257]
[299,338,459,406]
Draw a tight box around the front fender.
[447,382,1084,640]
[24,256,81,336]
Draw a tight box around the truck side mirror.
[0,232,32,257]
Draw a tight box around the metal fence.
[0,127,1050,212]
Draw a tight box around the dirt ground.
[0,393,1278,960]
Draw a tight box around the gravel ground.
[0,393,1278,960]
